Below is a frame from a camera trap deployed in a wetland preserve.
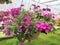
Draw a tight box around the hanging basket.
[0,0,6,4]
[24,31,40,42]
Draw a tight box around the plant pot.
[25,31,40,42]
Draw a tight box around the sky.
[0,0,60,17]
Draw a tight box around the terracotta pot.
[0,0,6,4]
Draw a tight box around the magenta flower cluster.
[3,19,13,25]
[2,11,9,16]
[19,43,25,45]
[36,22,52,33]
[23,14,32,26]
[18,23,29,33]
[10,8,20,18]
[3,27,10,36]
[32,4,57,21]
[41,8,57,21]
[18,14,32,33]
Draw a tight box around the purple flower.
[45,29,50,34]
[34,6,39,11]
[41,8,52,16]
[19,24,23,28]
[18,28,22,32]
[20,4,24,7]
[2,18,7,21]
[10,8,20,17]
[36,22,44,31]
[32,4,36,7]
[2,18,8,24]
[42,8,46,11]
[3,19,13,25]
[25,21,32,26]
[46,8,51,11]
[25,28,29,33]
[47,25,52,30]
[8,19,13,23]
[41,11,50,16]
[2,11,9,16]
[19,43,25,45]
[36,22,52,33]
[42,8,51,11]
[9,14,14,19]
[51,13,57,20]
[23,15,30,21]
[36,23,41,30]
[0,18,3,21]
[3,27,10,36]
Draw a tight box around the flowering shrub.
[0,4,57,45]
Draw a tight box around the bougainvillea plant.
[0,4,57,45]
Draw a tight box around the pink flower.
[45,29,50,34]
[8,19,13,23]
[41,8,51,16]
[41,25,46,29]
[36,23,41,30]
[2,18,8,24]
[46,8,51,11]
[41,11,50,16]
[36,22,44,31]
[23,15,30,21]
[19,24,23,28]
[2,18,7,21]
[32,4,36,7]
[29,10,34,14]
[34,6,39,11]
[51,13,57,20]
[3,27,10,36]
[25,28,29,33]
[2,11,9,16]
[42,8,46,11]
[10,8,20,17]
[19,43,25,45]
[47,25,52,30]
[42,8,51,11]
[3,19,13,25]
[25,21,32,26]
[20,4,24,7]
[36,22,52,33]
[9,14,14,19]
[18,28,22,32]
[0,18,3,21]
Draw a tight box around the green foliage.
[0,30,60,45]
[6,0,10,4]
